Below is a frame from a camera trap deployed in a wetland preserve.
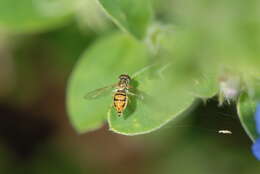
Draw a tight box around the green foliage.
[190,73,218,99]
[66,0,260,136]
[67,32,199,135]
[237,79,260,142]
[108,78,196,135]
[2,0,258,137]
[67,33,149,132]
[237,92,258,141]
[0,0,74,33]
[98,0,153,39]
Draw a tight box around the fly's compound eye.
[119,74,131,81]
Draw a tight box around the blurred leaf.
[237,92,258,142]
[158,30,219,99]
[98,0,153,39]
[76,0,110,32]
[0,0,74,33]
[67,32,149,133]
[190,72,218,99]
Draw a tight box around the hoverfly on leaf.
[85,74,141,116]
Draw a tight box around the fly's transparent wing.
[84,84,116,100]
[131,63,156,79]
[131,63,172,79]
[130,63,171,101]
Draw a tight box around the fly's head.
[118,74,131,89]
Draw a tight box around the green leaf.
[108,85,195,135]
[237,92,258,142]
[190,72,219,99]
[0,0,74,33]
[67,32,196,135]
[66,32,149,133]
[107,63,196,135]
[98,0,153,39]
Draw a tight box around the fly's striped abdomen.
[113,91,128,116]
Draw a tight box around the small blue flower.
[252,138,260,160]
[252,103,260,160]
[255,103,260,134]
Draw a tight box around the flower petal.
[255,103,260,134]
[252,138,260,160]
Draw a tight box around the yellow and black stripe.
[113,91,128,116]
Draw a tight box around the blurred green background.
[0,0,260,173]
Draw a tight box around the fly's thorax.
[117,81,129,91]
[115,88,127,94]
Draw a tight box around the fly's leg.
[128,91,137,96]
[127,85,133,89]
